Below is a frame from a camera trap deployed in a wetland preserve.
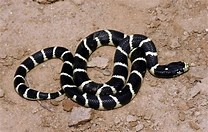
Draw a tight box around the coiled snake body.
[14,30,189,110]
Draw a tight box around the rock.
[148,79,159,87]
[50,95,65,106]
[126,115,138,122]
[114,117,121,124]
[62,99,75,112]
[178,111,185,121]
[170,37,181,49]
[41,116,51,127]
[68,107,93,127]
[0,19,7,32]
[194,111,201,117]
[189,121,200,130]
[177,101,189,111]
[0,88,5,98]
[148,20,161,28]
[196,47,201,54]
[33,0,61,4]
[87,57,109,69]
[53,73,60,81]
[71,0,84,5]
[190,62,196,67]
[102,69,111,76]
[32,107,43,114]
[129,121,137,127]
[200,98,208,106]
[144,112,152,120]
[0,50,7,59]
[181,31,190,41]
[135,122,144,131]
[186,99,195,109]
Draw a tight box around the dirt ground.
[0,0,207,131]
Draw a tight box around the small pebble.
[33,0,60,4]
[196,48,201,54]
[194,111,201,117]
[178,111,185,121]
[0,19,7,32]
[62,99,75,112]
[0,51,7,59]
[0,88,5,98]
[114,117,121,124]
[189,121,200,130]
[183,31,189,36]
[190,62,196,67]
[144,112,152,120]
[135,123,144,131]
[200,98,208,106]
[71,0,84,5]
[177,101,189,111]
[102,69,111,76]
[53,73,60,81]
[129,121,137,127]
[126,115,138,122]
[32,107,43,114]
[148,79,158,87]
[148,20,161,28]
[170,37,181,49]
[41,117,51,127]
[186,99,195,109]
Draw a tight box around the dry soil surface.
[0,0,208,131]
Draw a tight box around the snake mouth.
[183,62,190,72]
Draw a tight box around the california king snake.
[14,30,189,110]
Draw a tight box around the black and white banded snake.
[14,30,189,110]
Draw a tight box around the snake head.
[166,61,189,77]
[153,61,189,78]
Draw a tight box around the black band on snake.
[14,30,189,110]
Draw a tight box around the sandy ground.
[0,0,208,131]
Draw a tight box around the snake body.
[14,30,189,110]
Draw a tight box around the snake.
[14,30,189,110]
